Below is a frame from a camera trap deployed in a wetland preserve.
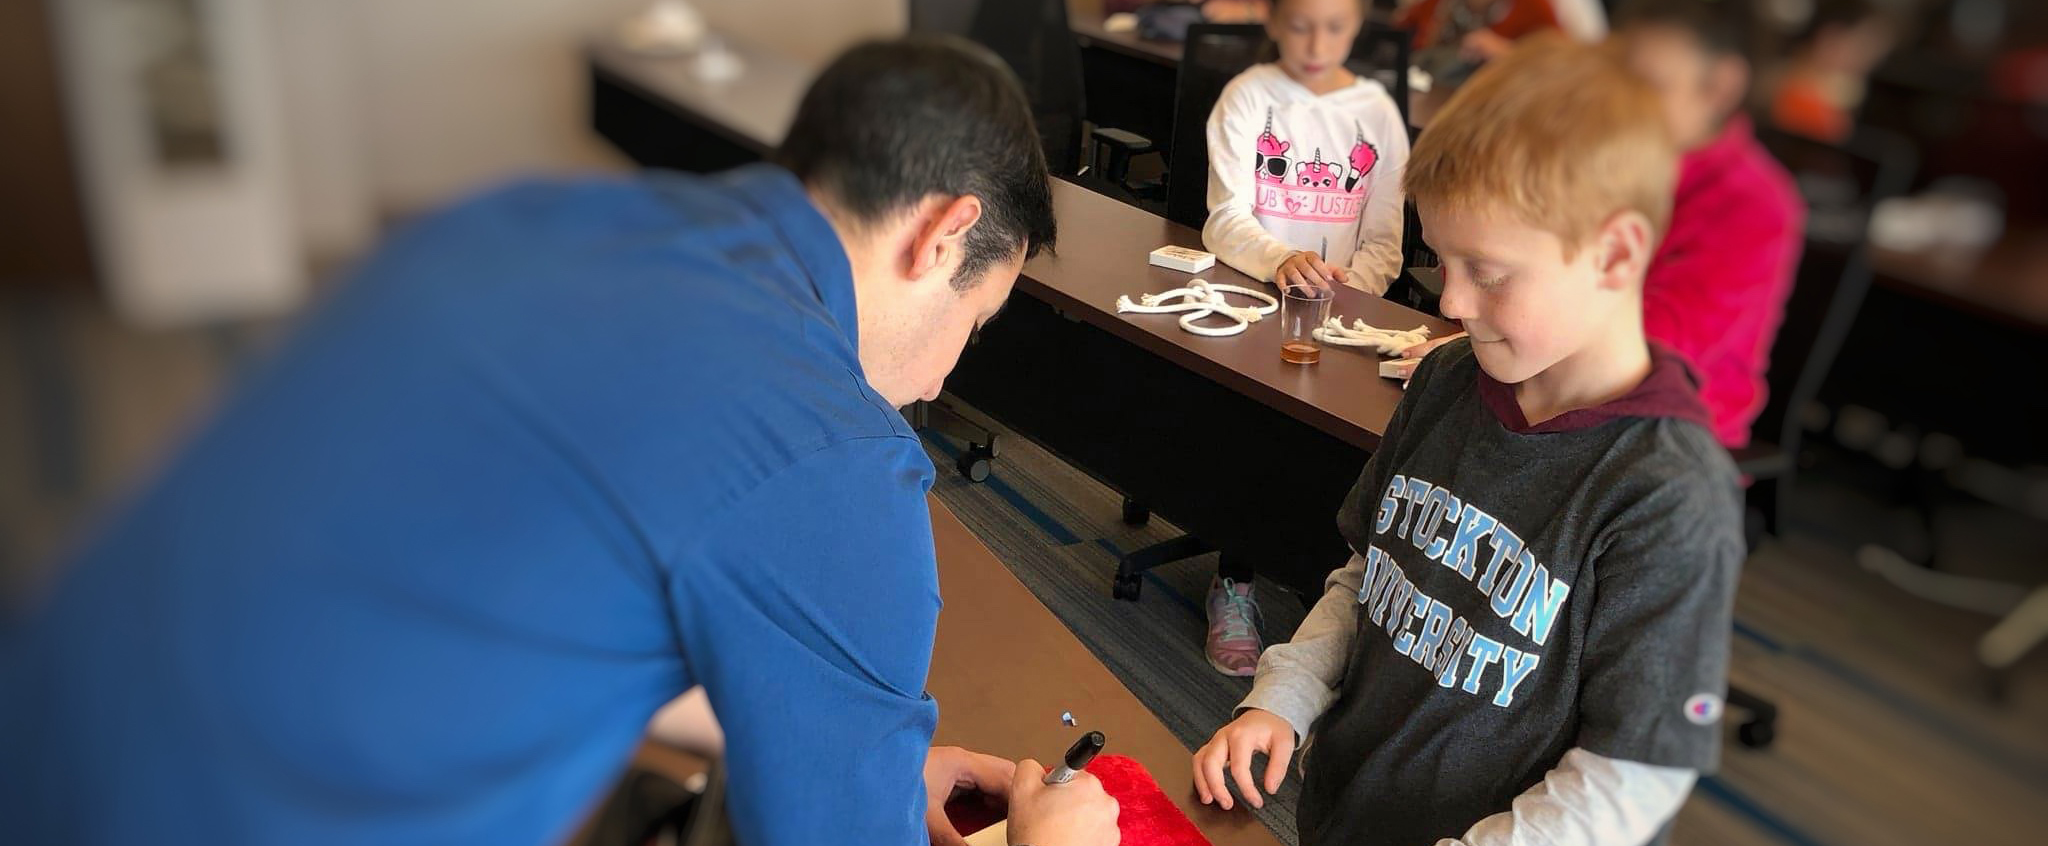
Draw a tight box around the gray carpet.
[918,424,1310,845]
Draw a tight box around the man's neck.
[1512,318,1653,427]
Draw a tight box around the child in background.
[1193,36,1745,846]
[1768,0,1898,143]
[1398,0,1562,85]
[1616,0,1805,449]
[1198,0,1412,675]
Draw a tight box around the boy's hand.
[1389,331,1468,380]
[1275,251,1339,294]
[1006,759,1121,846]
[1192,709,1296,811]
[924,746,1017,846]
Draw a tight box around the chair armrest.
[1732,443,1793,478]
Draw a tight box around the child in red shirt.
[1615,0,1804,449]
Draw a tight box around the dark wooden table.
[928,497,1285,846]
[587,35,1454,596]
[1068,0,1185,66]
[586,34,809,169]
[1869,224,2048,336]
[1019,181,1448,450]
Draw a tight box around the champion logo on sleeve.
[1684,692,1725,726]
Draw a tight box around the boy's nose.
[1437,272,1478,323]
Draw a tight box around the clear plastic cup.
[1279,285,1334,364]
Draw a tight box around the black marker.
[1043,731,1107,785]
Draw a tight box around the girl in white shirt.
[1203,0,1410,296]
[1198,0,1411,679]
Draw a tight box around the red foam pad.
[946,754,1214,846]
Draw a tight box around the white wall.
[55,0,307,327]
[697,0,906,66]
[56,0,901,324]
[273,0,376,264]
[349,0,905,216]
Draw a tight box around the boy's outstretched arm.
[1433,748,1696,846]
[1237,552,1371,739]
[1196,553,1370,810]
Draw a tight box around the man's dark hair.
[1616,0,1759,63]
[776,36,1057,290]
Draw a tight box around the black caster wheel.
[956,445,994,483]
[1111,572,1143,601]
[1736,718,1775,749]
[1121,498,1151,527]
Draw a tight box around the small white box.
[1149,245,1215,273]
[1380,358,1422,379]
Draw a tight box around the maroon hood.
[1476,342,1714,434]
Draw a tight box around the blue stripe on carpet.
[925,433,1081,545]
[1733,615,2048,787]
[1696,776,1832,846]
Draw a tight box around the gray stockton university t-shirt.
[1292,339,1744,846]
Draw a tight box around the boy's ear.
[1594,210,1655,292]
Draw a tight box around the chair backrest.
[1164,23,1269,229]
[959,0,1088,176]
[909,0,977,35]
[1349,23,1411,127]
[1750,124,1917,452]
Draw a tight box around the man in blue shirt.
[2,37,1117,846]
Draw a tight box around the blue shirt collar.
[715,164,860,347]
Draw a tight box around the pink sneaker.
[1205,577,1263,676]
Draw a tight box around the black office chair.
[903,0,1095,481]
[912,0,1091,178]
[1386,124,1442,315]
[1723,123,1917,749]
[909,0,978,35]
[968,0,1090,177]
[1740,125,1918,539]
[1160,23,1269,228]
[1347,22,1410,127]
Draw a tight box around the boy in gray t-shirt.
[1192,36,1747,846]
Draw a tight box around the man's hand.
[1275,251,1339,294]
[926,746,1019,846]
[1192,709,1295,811]
[1006,759,1121,846]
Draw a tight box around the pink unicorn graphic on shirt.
[1254,108,1292,185]
[1298,148,1340,188]
[1345,123,1378,194]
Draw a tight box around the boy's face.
[1621,25,1745,151]
[1423,203,1640,385]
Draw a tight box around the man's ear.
[907,195,984,282]
[1595,210,1654,292]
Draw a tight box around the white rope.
[1311,317,1432,354]
[1114,280,1280,337]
